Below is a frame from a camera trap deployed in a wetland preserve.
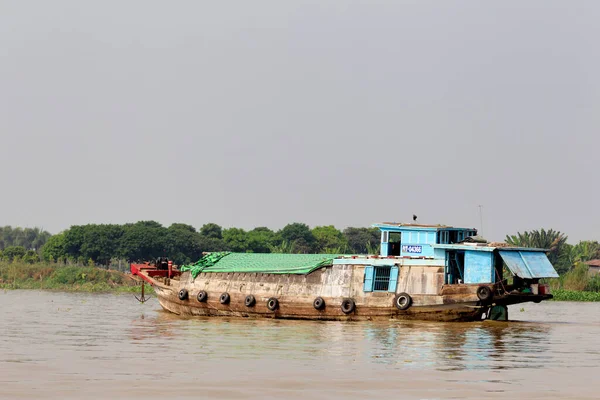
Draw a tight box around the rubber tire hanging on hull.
[267,297,279,311]
[476,286,493,302]
[220,292,230,305]
[313,297,325,310]
[197,290,207,303]
[245,295,256,307]
[178,289,189,301]
[394,293,412,310]
[341,298,355,314]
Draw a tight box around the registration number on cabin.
[402,245,422,254]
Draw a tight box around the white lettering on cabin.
[402,245,423,254]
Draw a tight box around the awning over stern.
[499,250,559,279]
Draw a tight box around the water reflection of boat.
[131,222,558,322]
[359,321,551,371]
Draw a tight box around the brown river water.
[1,290,599,400]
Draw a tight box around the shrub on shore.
[0,261,141,292]
[546,262,600,293]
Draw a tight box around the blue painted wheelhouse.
[373,222,558,286]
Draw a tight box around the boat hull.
[152,284,487,322]
[134,264,552,323]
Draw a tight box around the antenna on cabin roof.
[413,214,418,222]
[478,205,484,235]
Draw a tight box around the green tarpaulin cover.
[179,252,341,279]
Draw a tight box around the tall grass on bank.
[545,262,600,302]
[0,261,144,293]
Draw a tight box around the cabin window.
[387,232,401,256]
[449,231,459,243]
[438,231,449,244]
[427,232,435,243]
[363,265,399,293]
[374,266,392,290]
[382,231,389,243]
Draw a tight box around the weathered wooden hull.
[135,263,552,322]
[153,284,485,322]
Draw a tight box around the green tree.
[2,246,27,261]
[30,228,52,251]
[196,223,226,253]
[197,237,225,253]
[0,226,14,249]
[165,223,202,264]
[23,250,40,264]
[560,240,600,270]
[505,228,569,273]
[246,227,276,253]
[118,221,168,262]
[200,223,223,239]
[41,233,67,262]
[63,225,86,260]
[569,240,600,263]
[279,223,315,253]
[79,224,124,265]
[0,226,51,251]
[312,225,348,253]
[343,227,380,254]
[223,228,249,252]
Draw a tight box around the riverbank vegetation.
[1,223,599,299]
[0,260,142,293]
[550,289,600,302]
[544,263,600,301]
[1,222,380,266]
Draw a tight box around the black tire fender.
[245,295,256,307]
[476,286,493,302]
[267,297,279,311]
[394,293,412,310]
[341,298,355,314]
[219,292,230,305]
[197,290,208,303]
[178,289,189,301]
[313,297,325,310]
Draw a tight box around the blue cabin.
[373,222,558,286]
[373,222,477,259]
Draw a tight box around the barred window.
[373,266,392,291]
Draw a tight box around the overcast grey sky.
[1,1,598,242]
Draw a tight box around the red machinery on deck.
[130,257,180,302]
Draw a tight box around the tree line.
[1,222,380,266]
[1,223,598,275]
[0,226,51,252]
[0,227,52,264]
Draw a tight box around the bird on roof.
[413,214,417,222]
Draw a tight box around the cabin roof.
[378,222,450,228]
[373,222,476,231]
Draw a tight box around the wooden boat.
[131,222,558,322]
